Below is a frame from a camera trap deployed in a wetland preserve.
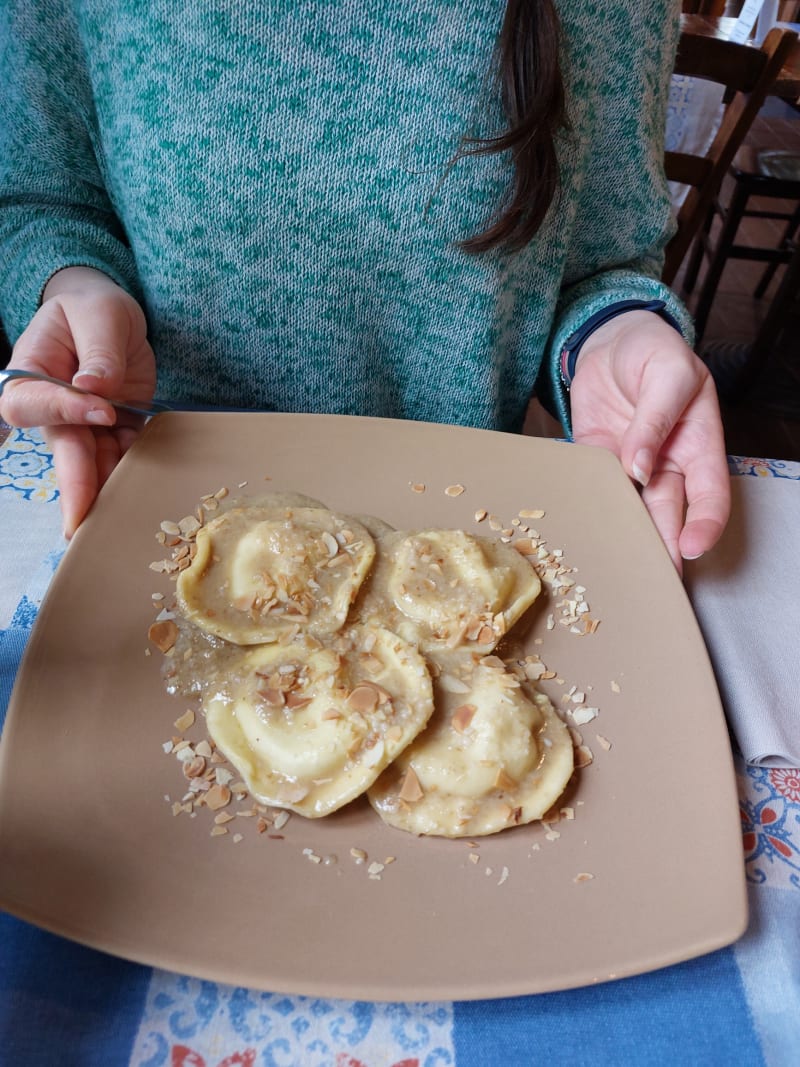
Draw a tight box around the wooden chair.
[662,25,798,285]
[683,146,800,342]
[681,1,727,15]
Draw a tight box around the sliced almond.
[451,703,477,733]
[398,766,424,803]
[346,684,379,714]
[148,619,178,653]
[173,709,195,732]
[205,784,232,810]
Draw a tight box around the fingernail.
[86,407,114,425]
[632,449,651,487]
[682,550,704,561]
[73,366,107,385]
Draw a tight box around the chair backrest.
[662,25,798,284]
[680,1,727,14]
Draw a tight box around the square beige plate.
[0,413,747,1001]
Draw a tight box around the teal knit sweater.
[0,0,692,432]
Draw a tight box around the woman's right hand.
[0,266,156,538]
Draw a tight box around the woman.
[0,0,728,568]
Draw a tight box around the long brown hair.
[460,0,567,254]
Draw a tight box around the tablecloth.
[1,427,799,1067]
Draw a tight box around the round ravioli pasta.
[177,505,375,645]
[368,651,574,837]
[354,528,541,654]
[203,625,434,817]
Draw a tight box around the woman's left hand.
[568,309,730,573]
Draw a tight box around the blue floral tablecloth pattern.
[0,425,57,500]
[1,427,799,1067]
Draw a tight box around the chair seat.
[758,150,800,184]
[730,146,800,192]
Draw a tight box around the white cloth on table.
[685,474,800,768]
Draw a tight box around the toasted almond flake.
[232,833,243,844]
[445,484,465,497]
[474,509,488,522]
[285,692,312,710]
[368,861,385,876]
[574,872,595,883]
[439,673,471,694]
[571,706,598,726]
[273,810,290,830]
[210,825,228,837]
[398,766,424,803]
[195,740,212,758]
[148,619,179,653]
[162,741,174,754]
[350,847,367,863]
[182,756,206,779]
[409,482,426,493]
[346,684,379,714]
[575,745,594,768]
[178,515,201,537]
[560,807,575,820]
[519,508,545,519]
[256,817,269,834]
[321,530,339,557]
[468,852,480,864]
[596,734,612,751]
[214,811,235,825]
[174,709,195,732]
[488,516,502,531]
[205,784,232,810]
[611,680,621,693]
[545,829,561,842]
[214,486,229,499]
[476,625,494,645]
[451,703,477,733]
[497,866,510,886]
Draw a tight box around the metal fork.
[0,368,172,418]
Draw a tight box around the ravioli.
[354,528,541,653]
[203,625,434,817]
[177,505,375,645]
[367,651,574,837]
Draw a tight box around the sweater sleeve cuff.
[0,229,140,342]
[540,270,695,436]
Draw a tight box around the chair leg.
[693,181,751,344]
[683,206,714,294]
[729,240,800,400]
[754,200,800,299]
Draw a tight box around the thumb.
[68,303,132,396]
[619,364,702,486]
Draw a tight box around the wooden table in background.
[681,13,800,100]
